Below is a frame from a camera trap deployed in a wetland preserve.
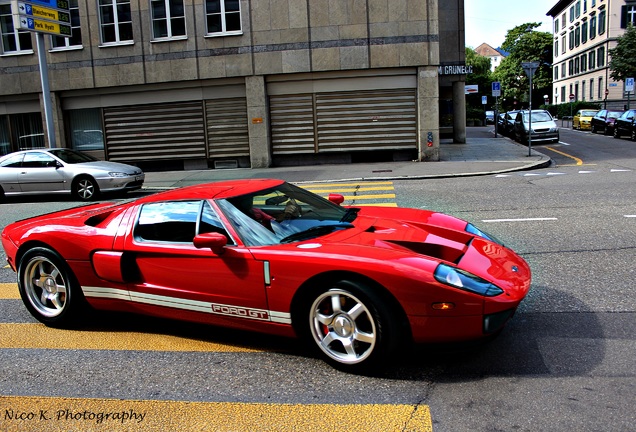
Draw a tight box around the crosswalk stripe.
[0,323,261,352]
[299,182,397,207]
[0,283,20,299]
[0,396,433,432]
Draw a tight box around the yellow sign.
[16,15,71,36]
[20,2,71,23]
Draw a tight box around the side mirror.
[328,193,345,205]
[193,232,227,254]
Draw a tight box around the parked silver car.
[513,110,559,144]
[0,148,144,201]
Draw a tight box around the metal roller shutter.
[205,97,250,158]
[270,94,316,154]
[269,89,416,155]
[316,89,417,152]
[104,102,206,162]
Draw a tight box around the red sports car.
[1,179,531,373]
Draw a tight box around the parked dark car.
[514,110,559,144]
[591,110,623,135]
[501,110,520,136]
[613,109,636,140]
[485,110,495,124]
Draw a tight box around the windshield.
[48,148,99,164]
[523,112,552,122]
[580,110,598,117]
[608,111,622,119]
[217,182,353,246]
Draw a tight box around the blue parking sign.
[492,82,501,97]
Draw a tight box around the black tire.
[295,280,402,374]
[614,127,621,139]
[632,129,636,142]
[72,176,99,201]
[591,124,597,134]
[17,247,86,328]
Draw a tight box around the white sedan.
[0,148,144,201]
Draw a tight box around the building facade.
[0,0,467,169]
[548,0,636,109]
[474,43,508,71]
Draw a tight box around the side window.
[199,201,233,244]
[135,201,200,243]
[0,154,24,168]
[21,152,57,168]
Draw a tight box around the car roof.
[135,179,287,203]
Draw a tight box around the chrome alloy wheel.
[309,289,377,364]
[22,255,68,318]
[76,178,96,200]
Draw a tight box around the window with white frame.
[51,0,82,49]
[561,35,566,54]
[589,50,595,69]
[599,9,606,34]
[590,15,597,38]
[0,4,33,54]
[205,0,241,36]
[622,5,636,28]
[151,0,186,39]
[590,79,594,100]
[98,0,133,44]
[582,21,588,44]
[597,46,605,67]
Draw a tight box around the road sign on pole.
[626,77,635,93]
[492,82,501,97]
[481,96,487,105]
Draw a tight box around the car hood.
[525,120,557,128]
[260,211,531,294]
[71,161,143,175]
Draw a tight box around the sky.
[464,0,557,49]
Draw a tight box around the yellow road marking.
[342,193,396,200]
[0,396,433,432]
[545,146,584,165]
[305,186,395,193]
[357,203,398,207]
[299,181,394,187]
[0,323,261,352]
[0,283,20,299]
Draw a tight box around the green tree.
[609,25,636,82]
[465,47,493,117]
[493,23,553,110]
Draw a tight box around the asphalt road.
[0,126,634,431]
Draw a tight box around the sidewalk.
[143,127,551,189]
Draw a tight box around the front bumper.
[97,174,145,192]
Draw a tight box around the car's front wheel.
[614,127,621,139]
[632,129,636,141]
[18,247,86,327]
[591,124,597,133]
[299,280,402,373]
[72,176,99,201]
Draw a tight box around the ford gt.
[1,179,531,373]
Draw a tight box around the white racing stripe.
[82,286,292,324]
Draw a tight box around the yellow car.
[573,109,599,130]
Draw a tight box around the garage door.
[270,89,417,155]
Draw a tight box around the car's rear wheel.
[299,280,401,373]
[18,247,86,327]
[72,176,99,201]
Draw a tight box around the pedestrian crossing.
[0,283,433,431]
[298,181,398,207]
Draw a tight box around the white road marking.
[481,218,558,223]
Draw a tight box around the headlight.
[109,172,128,177]
[434,264,504,297]
[465,223,503,245]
